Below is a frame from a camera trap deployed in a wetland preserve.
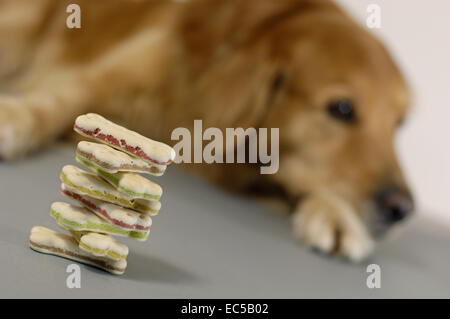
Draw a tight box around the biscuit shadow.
[122,251,200,284]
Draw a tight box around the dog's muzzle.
[373,185,414,224]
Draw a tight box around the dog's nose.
[374,186,414,223]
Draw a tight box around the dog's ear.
[175,0,335,129]
[176,0,334,75]
[192,51,287,130]
[178,10,287,129]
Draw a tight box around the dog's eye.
[327,100,355,123]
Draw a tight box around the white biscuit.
[60,186,152,233]
[29,226,127,275]
[74,113,175,165]
[60,165,161,215]
[76,141,166,176]
[75,153,163,201]
[51,201,150,241]
[53,218,128,261]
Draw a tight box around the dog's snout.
[374,186,414,223]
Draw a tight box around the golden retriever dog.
[0,0,414,261]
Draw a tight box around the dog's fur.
[0,0,413,261]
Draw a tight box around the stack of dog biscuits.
[29,113,175,275]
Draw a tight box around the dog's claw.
[292,191,374,262]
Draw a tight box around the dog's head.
[177,0,414,237]
[260,2,414,238]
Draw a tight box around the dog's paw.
[0,97,35,160]
[292,191,374,262]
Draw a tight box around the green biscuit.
[50,209,149,240]
[75,155,161,201]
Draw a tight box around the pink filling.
[61,188,150,231]
[74,124,172,165]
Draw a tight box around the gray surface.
[0,143,449,298]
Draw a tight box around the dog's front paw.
[0,97,35,160]
[292,191,374,262]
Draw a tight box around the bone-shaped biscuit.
[60,165,161,215]
[75,154,162,201]
[74,113,175,166]
[76,141,166,176]
[54,216,128,261]
[60,187,152,234]
[51,201,150,241]
[29,226,127,275]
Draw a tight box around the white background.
[336,0,450,224]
